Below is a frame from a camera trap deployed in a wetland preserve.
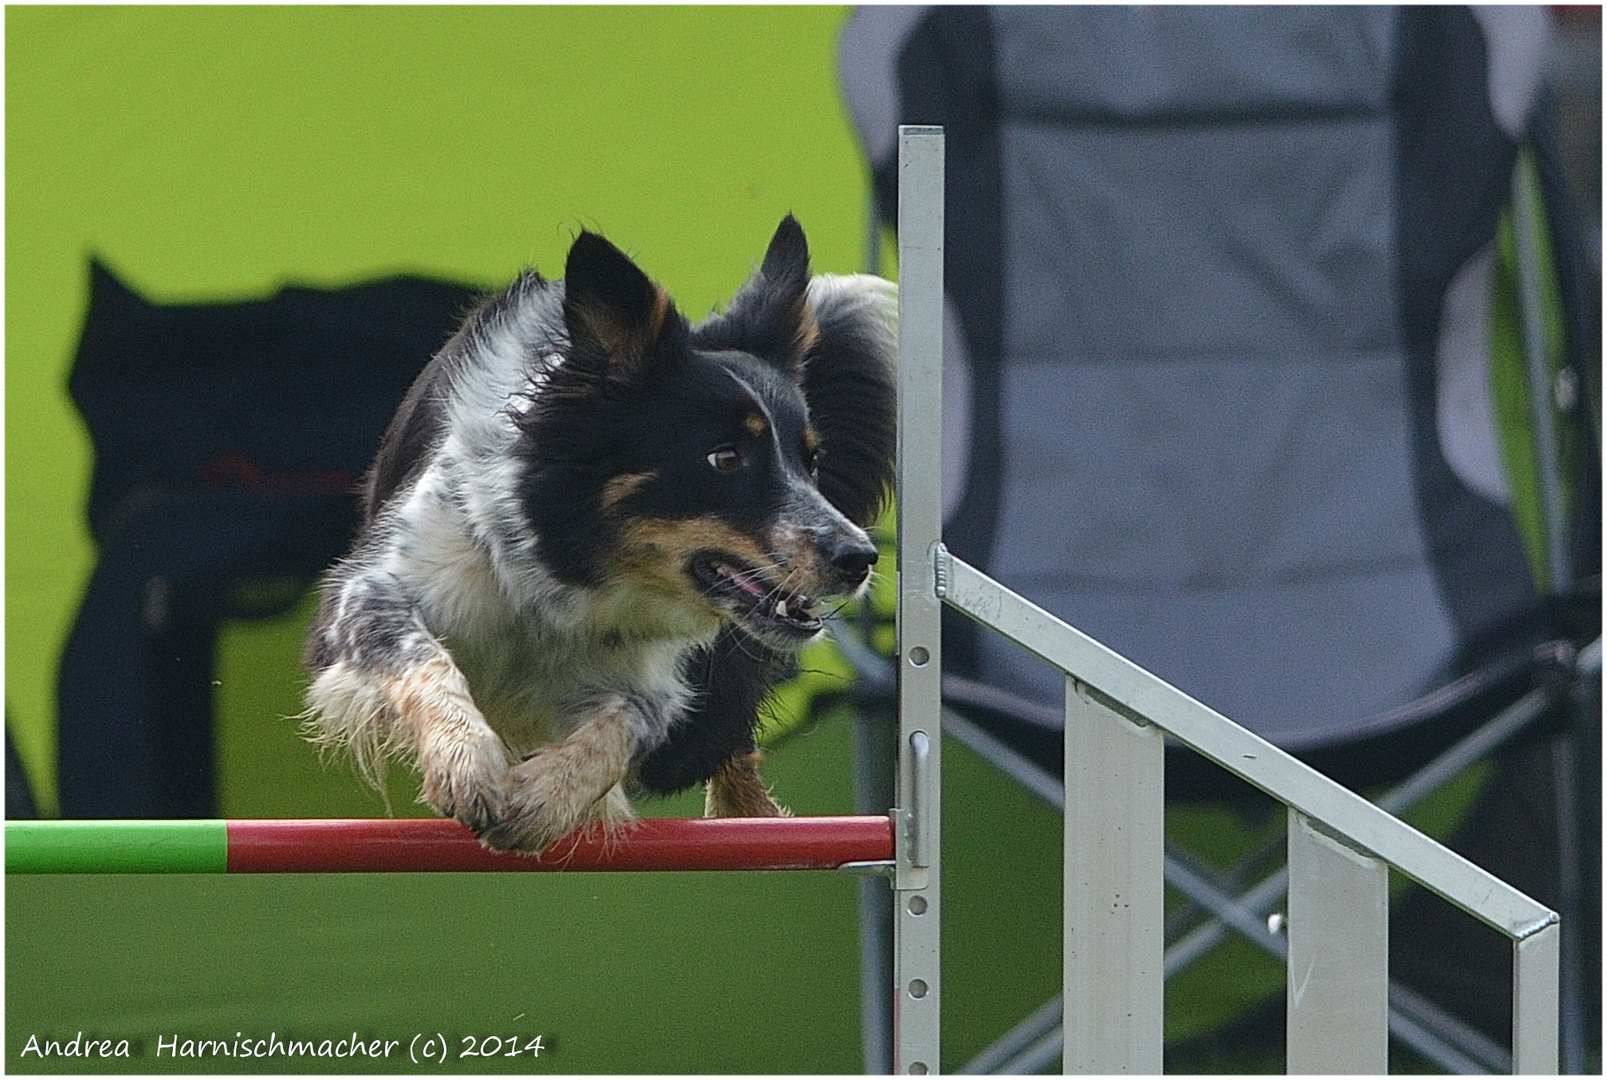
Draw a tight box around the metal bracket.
[908,730,932,868]
[838,860,897,879]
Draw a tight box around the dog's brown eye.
[707,446,745,472]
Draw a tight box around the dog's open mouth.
[692,555,825,641]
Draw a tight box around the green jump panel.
[7,820,227,874]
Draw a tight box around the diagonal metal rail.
[932,547,1560,1074]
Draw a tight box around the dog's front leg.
[485,695,638,852]
[385,651,512,837]
[306,588,511,836]
[705,750,790,818]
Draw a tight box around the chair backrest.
[838,6,1597,750]
[70,260,479,555]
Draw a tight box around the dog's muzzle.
[820,531,879,593]
[693,502,878,648]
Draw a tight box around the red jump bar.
[226,816,895,873]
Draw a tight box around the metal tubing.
[909,730,933,869]
[1391,982,1512,1074]
[6,817,895,875]
[1063,677,1164,1074]
[1551,732,1585,1074]
[999,1026,1067,1076]
[1375,686,1551,815]
[956,995,1063,1075]
[854,698,897,1075]
[1168,834,1508,1075]
[893,123,944,1077]
[1286,811,1389,1074]
[1164,855,1287,964]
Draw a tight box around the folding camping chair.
[56,260,477,818]
[835,6,1600,1072]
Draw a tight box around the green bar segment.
[6,819,228,874]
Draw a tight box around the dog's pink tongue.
[722,564,768,599]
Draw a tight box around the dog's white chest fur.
[385,455,702,757]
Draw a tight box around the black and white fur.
[303,217,897,851]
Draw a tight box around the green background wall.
[6,4,877,811]
[5,7,1073,1073]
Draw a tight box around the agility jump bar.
[6,816,894,875]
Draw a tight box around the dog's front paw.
[475,752,634,853]
[415,738,511,839]
[420,761,506,839]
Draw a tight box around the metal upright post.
[1513,921,1562,1074]
[1285,810,1390,1074]
[1063,680,1165,1073]
[894,123,944,1076]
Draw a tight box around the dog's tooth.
[775,599,789,619]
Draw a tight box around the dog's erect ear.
[756,214,811,304]
[693,215,817,365]
[563,231,681,383]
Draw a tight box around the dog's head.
[517,217,896,650]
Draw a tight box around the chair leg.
[1553,731,1585,1073]
[855,702,896,1074]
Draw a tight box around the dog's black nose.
[830,540,879,583]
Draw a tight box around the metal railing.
[886,125,1561,1075]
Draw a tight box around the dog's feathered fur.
[303,217,897,851]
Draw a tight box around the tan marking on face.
[802,426,820,456]
[609,513,852,617]
[600,471,657,511]
[611,516,775,600]
[762,520,837,590]
[744,412,769,438]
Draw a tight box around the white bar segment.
[1513,922,1560,1074]
[894,123,944,1077]
[1286,810,1389,1074]
[1064,677,1164,1074]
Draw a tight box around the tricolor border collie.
[304,217,897,851]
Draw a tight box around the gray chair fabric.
[839,6,1580,746]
